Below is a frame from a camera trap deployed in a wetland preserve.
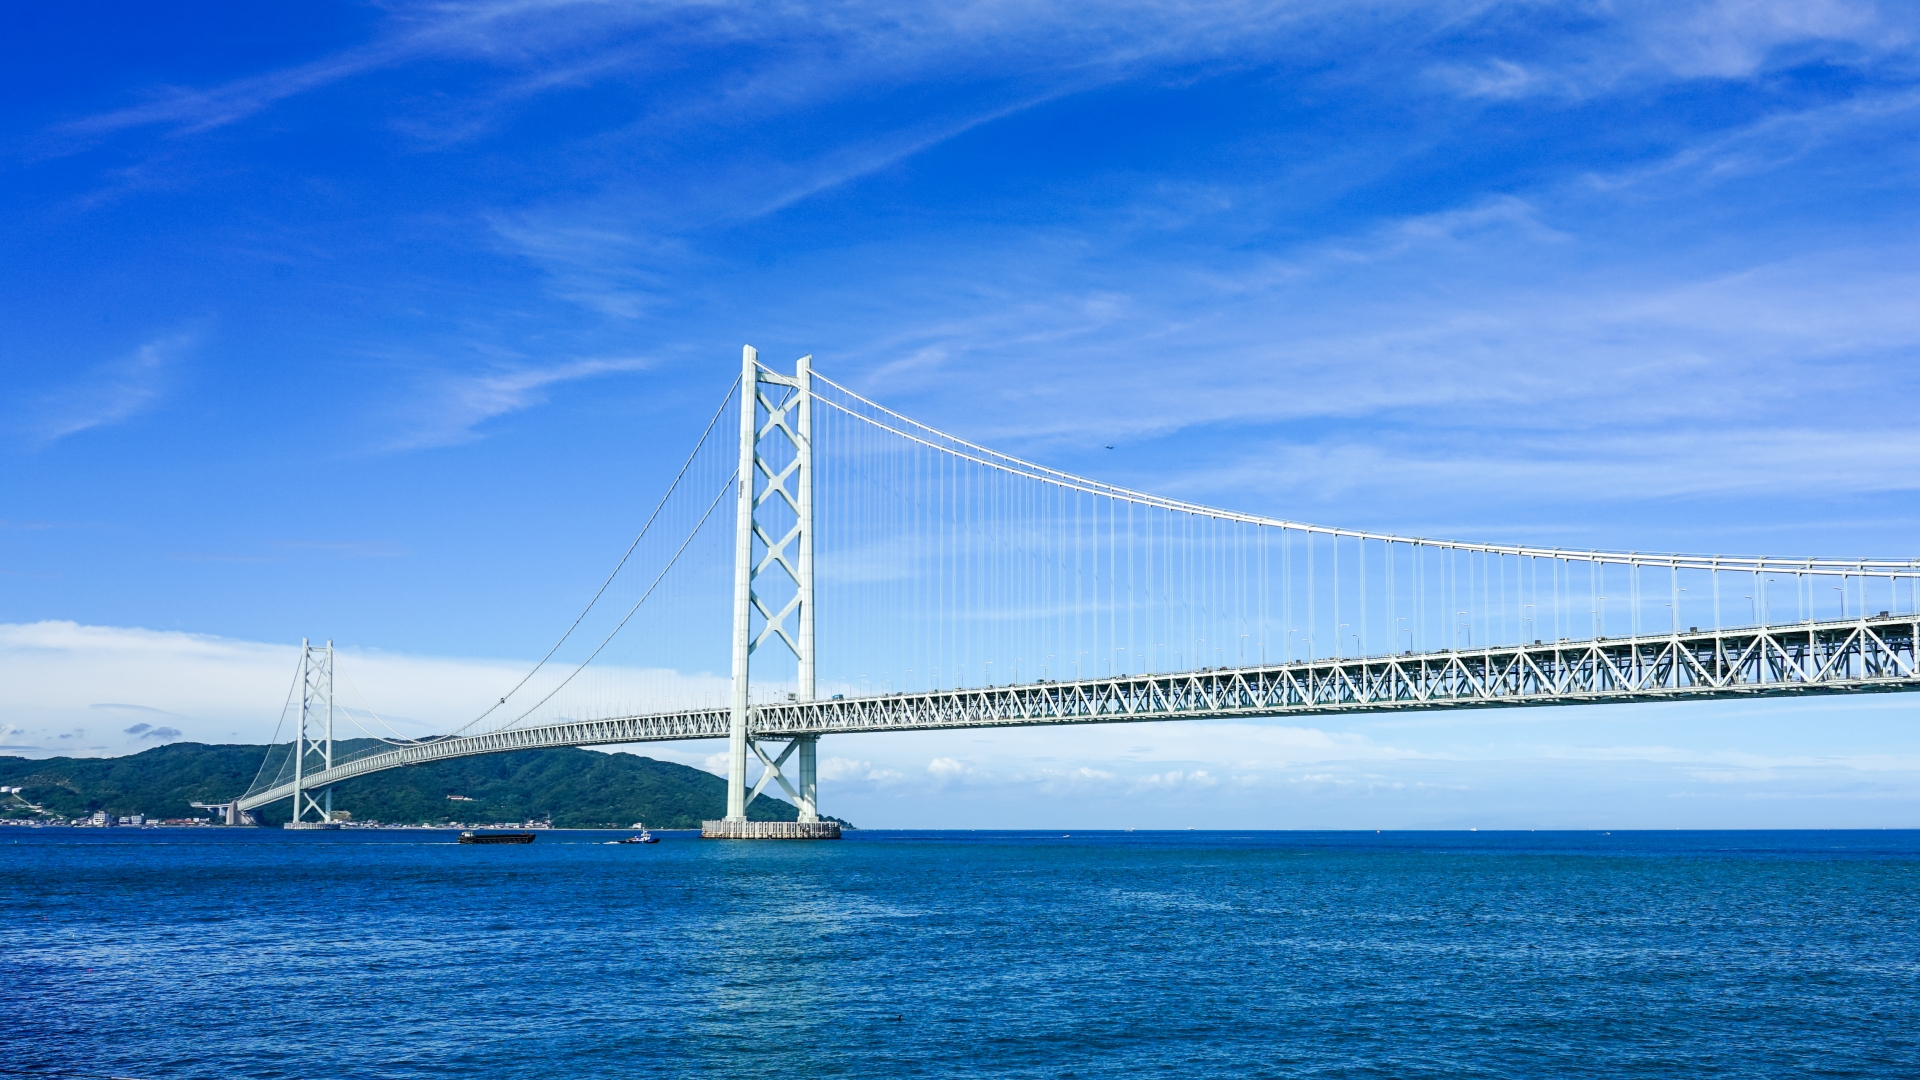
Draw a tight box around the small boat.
[613,825,659,844]
[459,830,536,845]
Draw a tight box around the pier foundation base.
[701,820,840,840]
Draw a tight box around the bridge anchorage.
[224,344,1920,834]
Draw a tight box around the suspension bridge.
[224,348,1920,835]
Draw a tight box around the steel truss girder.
[238,708,730,811]
[240,614,1920,812]
[749,615,1920,735]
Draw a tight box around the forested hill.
[0,742,843,829]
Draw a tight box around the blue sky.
[6,1,1920,826]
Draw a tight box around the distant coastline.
[0,741,848,830]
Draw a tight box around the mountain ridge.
[0,742,846,829]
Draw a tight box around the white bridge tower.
[705,347,838,839]
[284,639,341,830]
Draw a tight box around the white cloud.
[756,697,1920,828]
[818,755,903,784]
[1130,769,1221,791]
[0,621,728,758]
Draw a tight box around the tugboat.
[613,823,659,845]
[459,830,536,845]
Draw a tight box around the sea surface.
[4,828,1918,1078]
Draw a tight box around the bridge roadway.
[237,613,1920,811]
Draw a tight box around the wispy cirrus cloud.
[53,0,1342,145]
[1176,424,1920,516]
[803,61,1920,423]
[1430,0,1909,101]
[24,332,195,446]
[1430,58,1557,100]
[52,0,661,142]
[390,355,654,450]
[488,217,689,319]
[1641,0,1892,79]
[1585,86,1920,195]
[55,0,1916,148]
[489,87,1090,317]
[161,539,405,564]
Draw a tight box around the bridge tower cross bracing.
[719,346,830,836]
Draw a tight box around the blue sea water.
[4,829,1918,1078]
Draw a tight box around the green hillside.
[0,742,846,829]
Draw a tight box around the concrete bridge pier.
[702,732,837,838]
[703,820,841,839]
[191,800,258,826]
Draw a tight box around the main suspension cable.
[492,470,738,732]
[447,379,740,738]
[244,651,305,799]
[810,373,1918,576]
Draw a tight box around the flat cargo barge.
[458,831,537,845]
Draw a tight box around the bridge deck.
[238,614,1919,810]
